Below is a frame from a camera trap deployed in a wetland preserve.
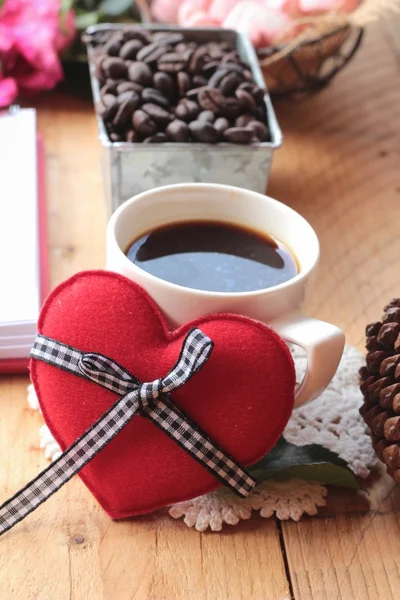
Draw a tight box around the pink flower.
[181,10,220,26]
[298,0,360,14]
[177,0,212,25]
[209,0,249,22]
[265,0,301,18]
[151,0,183,23]
[223,1,293,47]
[0,0,76,108]
[0,76,17,106]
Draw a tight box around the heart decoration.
[31,270,296,518]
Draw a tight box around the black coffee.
[126,221,298,293]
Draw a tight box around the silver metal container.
[86,24,283,216]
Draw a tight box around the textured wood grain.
[0,388,290,599]
[1,20,400,599]
[0,85,289,600]
[268,22,400,600]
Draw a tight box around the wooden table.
[1,21,400,600]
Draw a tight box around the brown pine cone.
[359,298,400,482]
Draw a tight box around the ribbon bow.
[0,329,256,537]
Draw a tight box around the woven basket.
[258,24,364,99]
[136,0,395,99]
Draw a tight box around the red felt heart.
[31,271,295,518]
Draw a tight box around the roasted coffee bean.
[120,39,143,60]
[198,87,224,112]
[158,52,187,73]
[235,88,257,113]
[122,29,151,44]
[110,132,122,142]
[189,121,219,143]
[141,103,173,127]
[192,75,208,87]
[220,41,232,52]
[175,99,201,121]
[101,80,118,95]
[92,29,271,146]
[175,42,189,53]
[126,129,140,142]
[106,123,116,135]
[207,43,224,60]
[202,60,220,75]
[188,47,209,73]
[104,38,122,56]
[199,88,241,119]
[238,82,264,103]
[128,62,153,86]
[208,68,228,89]
[153,32,184,46]
[113,97,138,129]
[246,120,269,141]
[137,43,169,64]
[198,110,215,123]
[220,97,242,119]
[132,109,157,137]
[250,84,265,104]
[214,117,229,134]
[235,114,255,128]
[254,105,267,122]
[97,53,110,70]
[143,133,168,143]
[178,49,195,63]
[98,94,118,120]
[177,71,191,97]
[221,51,241,64]
[186,86,208,100]
[142,87,170,108]
[220,62,246,75]
[99,103,118,121]
[118,90,140,105]
[174,46,194,64]
[208,64,245,90]
[237,81,252,94]
[88,31,113,46]
[154,71,176,100]
[103,57,128,80]
[223,127,253,144]
[219,72,242,96]
[166,119,190,142]
[117,81,143,95]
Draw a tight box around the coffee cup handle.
[270,313,345,408]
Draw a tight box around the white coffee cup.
[106,183,344,407]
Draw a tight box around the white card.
[0,109,40,328]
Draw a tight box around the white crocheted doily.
[27,345,376,531]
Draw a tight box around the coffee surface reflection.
[126,221,298,293]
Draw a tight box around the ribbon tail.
[161,328,214,393]
[0,390,140,537]
[142,394,257,498]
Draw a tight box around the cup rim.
[107,183,320,299]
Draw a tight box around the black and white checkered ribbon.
[0,328,256,536]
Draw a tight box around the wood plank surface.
[1,20,400,600]
[268,21,400,600]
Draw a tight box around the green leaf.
[248,438,361,490]
[76,10,102,30]
[60,0,76,11]
[99,0,134,16]
[81,0,99,10]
